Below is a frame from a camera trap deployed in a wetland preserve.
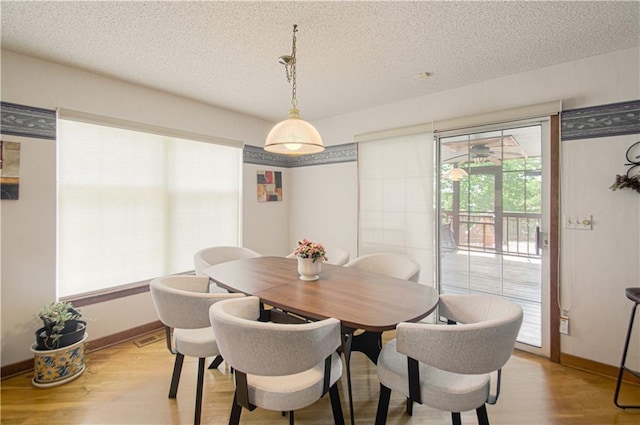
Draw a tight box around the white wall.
[560,134,640,366]
[243,163,290,256]
[0,50,281,366]
[287,162,358,259]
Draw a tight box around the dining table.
[203,255,440,424]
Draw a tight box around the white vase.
[297,257,322,281]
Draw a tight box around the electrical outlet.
[560,315,570,335]
[564,214,592,230]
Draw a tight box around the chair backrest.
[150,275,244,329]
[344,253,420,282]
[210,296,341,376]
[194,246,261,275]
[326,248,350,266]
[396,294,523,375]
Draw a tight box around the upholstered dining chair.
[374,294,523,425]
[150,275,244,425]
[340,252,421,423]
[193,246,261,276]
[209,296,345,425]
[194,246,261,293]
[326,247,350,266]
[344,253,420,282]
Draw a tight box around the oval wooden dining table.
[203,256,439,424]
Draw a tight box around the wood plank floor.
[1,330,639,425]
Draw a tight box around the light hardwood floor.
[1,330,639,425]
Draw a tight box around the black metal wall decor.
[610,141,640,194]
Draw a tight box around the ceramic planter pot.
[31,332,88,388]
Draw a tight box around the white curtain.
[356,131,435,285]
[57,117,242,297]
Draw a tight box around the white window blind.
[356,130,434,285]
[57,116,242,297]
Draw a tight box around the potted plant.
[293,239,328,281]
[30,301,88,387]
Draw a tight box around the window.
[57,114,242,297]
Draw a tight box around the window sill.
[60,271,194,307]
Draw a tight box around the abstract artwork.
[1,141,20,200]
[257,170,282,202]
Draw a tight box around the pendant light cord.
[283,24,299,110]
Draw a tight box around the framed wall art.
[257,170,282,202]
[1,141,21,200]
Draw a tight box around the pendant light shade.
[443,167,469,181]
[265,25,324,156]
[265,108,324,155]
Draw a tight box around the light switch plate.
[564,214,592,230]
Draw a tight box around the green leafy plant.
[37,301,83,349]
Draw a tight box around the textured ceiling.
[1,1,638,122]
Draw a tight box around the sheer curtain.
[356,130,435,285]
[57,114,242,297]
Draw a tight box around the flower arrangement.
[610,174,640,194]
[293,238,328,263]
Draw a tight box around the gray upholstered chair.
[326,247,350,266]
[375,294,523,425]
[209,296,345,425]
[194,246,261,293]
[344,253,420,282]
[150,275,244,425]
[193,246,261,276]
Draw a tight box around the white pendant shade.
[443,167,469,181]
[264,109,324,155]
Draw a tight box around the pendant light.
[443,166,469,181]
[264,25,324,156]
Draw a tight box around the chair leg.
[229,392,243,425]
[451,412,462,425]
[374,384,391,425]
[289,411,294,425]
[208,354,224,369]
[329,383,345,425]
[169,352,185,398]
[406,397,413,416]
[614,303,640,409]
[476,404,490,425]
[194,358,205,425]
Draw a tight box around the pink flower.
[293,239,328,262]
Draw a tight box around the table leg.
[340,328,383,425]
[341,330,355,425]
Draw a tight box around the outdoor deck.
[440,249,542,347]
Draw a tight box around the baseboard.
[561,352,640,385]
[1,320,163,380]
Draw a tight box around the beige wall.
[2,47,639,371]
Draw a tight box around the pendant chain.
[283,25,299,110]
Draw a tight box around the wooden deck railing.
[443,211,541,257]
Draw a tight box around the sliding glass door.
[437,122,550,354]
